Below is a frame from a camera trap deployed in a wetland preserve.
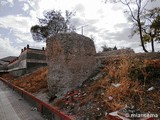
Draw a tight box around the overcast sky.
[0,0,159,58]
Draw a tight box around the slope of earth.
[53,53,160,120]
[0,67,48,93]
[1,53,160,120]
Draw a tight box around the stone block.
[46,33,96,98]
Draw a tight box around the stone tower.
[46,33,96,98]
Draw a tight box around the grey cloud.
[97,9,104,14]
[86,19,99,25]
[82,19,100,33]
[146,1,160,9]
[60,10,144,52]
[96,9,104,18]
[99,30,116,40]
[0,28,12,37]
[71,18,100,35]
[111,5,123,11]
[96,9,106,18]
[101,27,133,42]
[74,4,85,17]
[85,25,99,33]
[0,37,19,58]
[27,0,40,11]
[70,17,85,28]
[100,27,160,52]
[0,15,32,34]
[70,17,98,29]
[97,26,142,51]
[0,0,14,7]
[75,4,85,12]
[23,3,29,11]
[114,23,130,29]
[0,0,30,17]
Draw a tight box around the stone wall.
[46,33,97,98]
[10,68,27,76]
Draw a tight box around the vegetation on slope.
[1,67,48,93]
[53,54,160,119]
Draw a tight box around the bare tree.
[105,0,157,52]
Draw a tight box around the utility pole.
[76,25,88,35]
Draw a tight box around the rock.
[105,111,108,116]
[97,107,100,111]
[31,107,37,111]
[112,83,121,88]
[147,86,154,91]
[108,96,113,101]
[46,33,97,98]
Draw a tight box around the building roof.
[0,60,7,65]
[0,56,17,63]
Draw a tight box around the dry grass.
[103,55,160,114]
[13,67,48,93]
[0,73,17,82]
[83,55,160,115]
[1,67,48,93]
[50,53,160,119]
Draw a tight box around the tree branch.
[126,2,137,22]
[141,0,150,12]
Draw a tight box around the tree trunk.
[136,3,148,53]
[151,38,155,52]
[138,21,148,52]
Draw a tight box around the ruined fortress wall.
[46,33,97,98]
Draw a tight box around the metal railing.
[0,77,73,120]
